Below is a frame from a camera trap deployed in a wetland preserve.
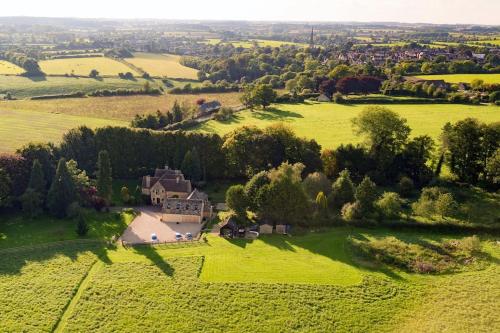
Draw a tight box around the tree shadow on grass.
[251,107,303,121]
[0,242,107,275]
[256,227,406,281]
[133,245,175,277]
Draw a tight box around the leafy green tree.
[315,191,328,215]
[398,176,414,198]
[355,176,378,213]
[241,84,277,109]
[47,158,76,218]
[376,192,402,218]
[181,148,202,182]
[0,168,12,208]
[435,193,457,219]
[352,106,411,179]
[21,188,42,218]
[302,172,331,200]
[28,159,46,196]
[244,171,270,210]
[59,126,97,175]
[172,101,183,123]
[255,163,311,226]
[226,185,250,220]
[330,169,355,209]
[96,150,113,203]
[486,148,500,184]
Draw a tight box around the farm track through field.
[52,260,104,333]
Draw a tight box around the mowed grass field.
[0,75,152,99]
[39,57,140,76]
[414,73,500,84]
[1,227,499,332]
[125,52,199,79]
[0,91,243,121]
[0,60,24,74]
[0,109,127,153]
[194,102,500,149]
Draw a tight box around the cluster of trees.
[392,57,500,76]
[381,77,448,98]
[225,162,408,227]
[131,101,186,129]
[118,72,135,80]
[0,148,113,222]
[104,48,134,58]
[322,107,436,186]
[240,84,277,109]
[0,51,43,76]
[442,118,499,185]
[169,81,239,94]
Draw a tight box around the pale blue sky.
[2,0,499,25]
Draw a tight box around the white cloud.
[1,0,499,25]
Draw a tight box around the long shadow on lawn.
[133,245,175,276]
[256,227,406,281]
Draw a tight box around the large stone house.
[142,167,192,205]
[142,167,212,223]
[162,189,213,223]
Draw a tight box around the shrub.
[376,192,402,218]
[332,92,345,103]
[398,176,414,197]
[213,107,234,121]
[121,186,130,204]
[76,215,89,237]
[355,176,377,213]
[330,169,355,208]
[434,193,457,218]
[341,201,362,221]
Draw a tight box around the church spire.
[309,27,314,49]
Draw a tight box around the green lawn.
[194,102,500,149]
[414,73,500,84]
[0,211,135,249]
[0,108,127,153]
[0,75,152,99]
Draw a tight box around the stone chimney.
[176,176,180,184]
[146,175,150,187]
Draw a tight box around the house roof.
[187,189,209,201]
[158,178,191,193]
[198,101,221,114]
[142,167,190,192]
[163,198,204,216]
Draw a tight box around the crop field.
[39,57,139,76]
[194,102,500,149]
[414,73,500,84]
[0,92,243,121]
[0,108,127,153]
[1,227,499,332]
[0,60,24,74]
[125,52,199,79]
[469,39,500,46]
[0,75,152,99]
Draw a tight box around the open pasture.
[194,102,500,149]
[125,52,199,79]
[0,60,24,74]
[414,73,500,84]
[0,75,151,99]
[0,91,243,121]
[0,108,126,153]
[1,227,499,332]
[39,57,139,76]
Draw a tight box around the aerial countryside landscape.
[0,1,499,332]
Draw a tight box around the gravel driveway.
[120,206,203,244]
